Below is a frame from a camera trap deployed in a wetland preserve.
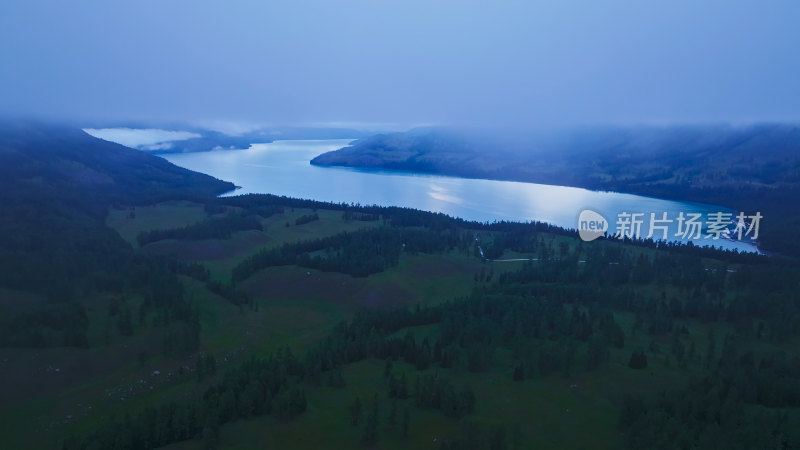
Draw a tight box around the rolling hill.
[312,124,800,255]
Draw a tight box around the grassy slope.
[2,201,782,449]
[106,201,210,246]
[0,203,475,448]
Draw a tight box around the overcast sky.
[2,0,799,130]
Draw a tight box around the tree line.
[136,213,264,246]
[232,226,467,280]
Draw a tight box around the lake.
[163,139,758,253]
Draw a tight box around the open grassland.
[240,251,485,311]
[121,207,382,280]
[106,201,210,246]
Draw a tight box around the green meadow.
[3,200,796,450]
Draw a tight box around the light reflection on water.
[163,139,758,253]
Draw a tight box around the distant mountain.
[313,124,800,256]
[84,124,371,154]
[312,124,800,191]
[0,120,234,199]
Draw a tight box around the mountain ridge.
[311,124,800,256]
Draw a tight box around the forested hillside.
[0,120,232,345]
[312,125,800,256]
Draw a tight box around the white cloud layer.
[83,128,200,149]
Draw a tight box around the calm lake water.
[163,139,758,253]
